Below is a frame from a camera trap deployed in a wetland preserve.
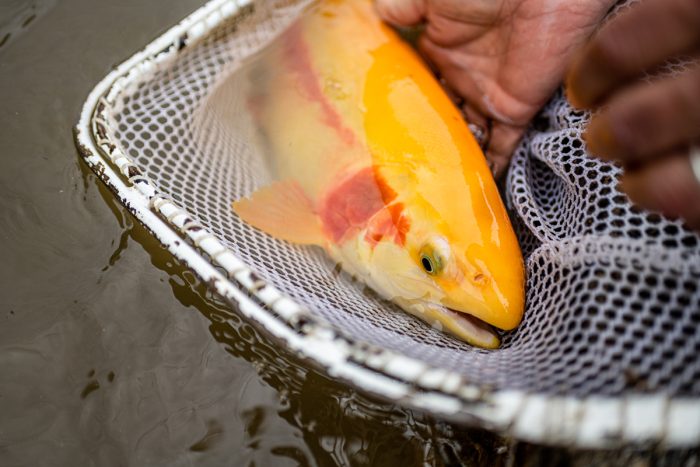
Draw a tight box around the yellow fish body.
[234,0,525,348]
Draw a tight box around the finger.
[620,150,700,229]
[462,103,491,149]
[566,0,700,109]
[486,123,525,179]
[584,66,700,163]
[375,0,425,27]
[439,77,464,107]
[419,37,532,125]
[418,36,493,119]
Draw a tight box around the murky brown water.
[0,1,697,466]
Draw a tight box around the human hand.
[375,0,614,177]
[567,0,700,231]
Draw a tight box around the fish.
[232,0,525,348]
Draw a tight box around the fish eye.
[419,239,448,276]
[421,254,436,275]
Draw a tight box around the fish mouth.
[400,299,500,349]
[436,307,500,349]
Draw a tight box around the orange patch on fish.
[365,202,410,247]
[373,166,398,204]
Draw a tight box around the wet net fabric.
[106,0,700,397]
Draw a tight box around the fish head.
[414,230,524,331]
[356,214,524,348]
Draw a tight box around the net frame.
[74,0,700,448]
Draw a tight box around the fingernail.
[620,170,673,219]
[486,156,504,179]
[583,114,621,160]
[566,51,608,110]
[618,173,644,208]
[568,74,597,110]
[566,61,592,109]
[468,122,487,149]
[487,159,498,177]
[565,72,587,110]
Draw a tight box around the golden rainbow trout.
[233,0,525,348]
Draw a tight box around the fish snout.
[442,277,523,332]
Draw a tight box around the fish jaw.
[397,299,501,349]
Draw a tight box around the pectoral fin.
[232,180,325,246]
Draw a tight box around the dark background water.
[0,1,696,466]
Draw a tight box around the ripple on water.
[0,0,57,51]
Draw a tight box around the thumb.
[374,0,426,27]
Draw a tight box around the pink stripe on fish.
[282,23,356,147]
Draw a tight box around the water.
[0,1,695,465]
[0,1,506,464]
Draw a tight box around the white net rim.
[73,0,700,449]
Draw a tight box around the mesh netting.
[106,0,700,397]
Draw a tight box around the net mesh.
[105,0,700,397]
